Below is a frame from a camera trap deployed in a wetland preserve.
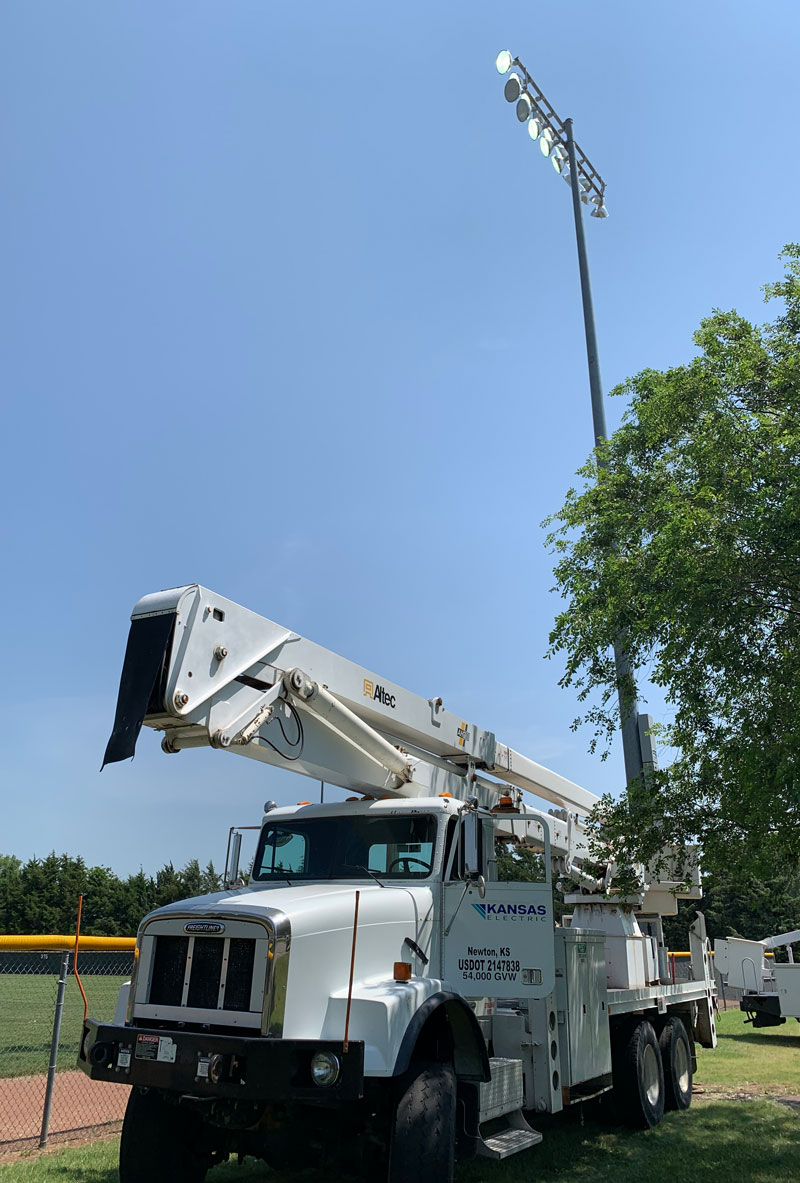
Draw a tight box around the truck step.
[476,1112,543,1160]
[478,1124,543,1159]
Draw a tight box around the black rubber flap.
[102,613,176,768]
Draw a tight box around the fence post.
[39,950,70,1148]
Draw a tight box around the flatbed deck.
[607,979,714,1015]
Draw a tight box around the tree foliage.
[0,852,222,935]
[663,866,800,956]
[546,246,800,878]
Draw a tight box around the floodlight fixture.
[527,116,542,141]
[516,93,534,122]
[551,147,566,173]
[540,127,553,157]
[496,50,514,75]
[590,200,609,218]
[504,73,523,102]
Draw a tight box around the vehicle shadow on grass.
[16,1102,800,1183]
[457,1100,800,1183]
[213,1100,800,1183]
[721,1030,800,1048]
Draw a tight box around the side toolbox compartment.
[555,928,612,1097]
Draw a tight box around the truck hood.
[142,880,434,940]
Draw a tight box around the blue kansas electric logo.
[472,902,547,921]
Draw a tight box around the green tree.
[663,867,800,956]
[153,862,185,907]
[546,246,800,879]
[200,861,222,894]
[0,853,222,934]
[0,855,23,931]
[178,858,205,899]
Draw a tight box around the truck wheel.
[119,1088,210,1183]
[659,1017,693,1111]
[614,1020,665,1129]
[388,1060,456,1183]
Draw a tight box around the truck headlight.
[310,1050,340,1087]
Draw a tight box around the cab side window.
[443,817,461,879]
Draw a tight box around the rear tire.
[388,1060,456,1183]
[119,1089,210,1183]
[613,1020,665,1129]
[659,1017,693,1111]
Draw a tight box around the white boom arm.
[764,930,800,952]
[103,584,689,899]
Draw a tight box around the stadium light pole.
[495,51,653,789]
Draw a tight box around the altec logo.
[472,903,547,920]
[363,679,396,709]
[457,722,468,748]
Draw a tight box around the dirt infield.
[0,1070,128,1154]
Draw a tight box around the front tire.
[659,1017,693,1111]
[613,1020,665,1129]
[119,1089,210,1183]
[388,1060,456,1183]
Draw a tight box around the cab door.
[441,812,555,998]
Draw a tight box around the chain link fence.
[0,944,134,1155]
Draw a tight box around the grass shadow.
[3,1100,798,1183]
[456,1100,800,1183]
[208,1100,800,1183]
[721,1031,800,1049]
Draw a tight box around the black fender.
[392,990,491,1082]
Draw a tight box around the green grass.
[2,1100,799,1183]
[2,1007,798,1181]
[696,1006,800,1092]
[0,976,127,1078]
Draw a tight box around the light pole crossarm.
[510,59,606,206]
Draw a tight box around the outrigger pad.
[101,613,176,768]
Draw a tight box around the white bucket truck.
[79,585,717,1182]
[715,931,800,1027]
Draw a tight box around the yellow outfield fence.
[0,935,135,952]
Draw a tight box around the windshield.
[252,814,438,882]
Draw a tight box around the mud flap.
[101,613,176,767]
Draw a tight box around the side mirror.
[225,830,242,888]
[466,871,486,898]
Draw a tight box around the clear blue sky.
[2,2,798,878]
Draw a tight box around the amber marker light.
[394,962,412,982]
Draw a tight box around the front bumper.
[78,1017,365,1104]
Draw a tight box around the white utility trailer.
[715,931,800,1027]
[79,584,717,1183]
